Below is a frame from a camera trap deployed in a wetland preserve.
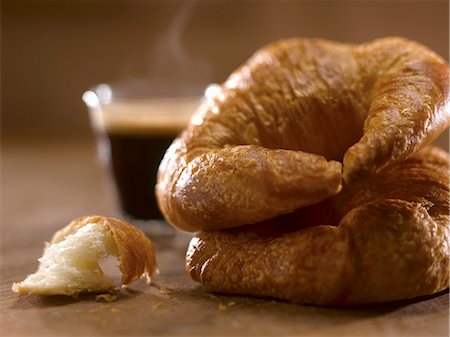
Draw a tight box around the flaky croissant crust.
[186,146,449,305]
[12,215,158,296]
[156,37,449,305]
[156,37,449,232]
[52,215,157,286]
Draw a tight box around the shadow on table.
[9,287,146,309]
[173,286,449,320]
[7,283,448,337]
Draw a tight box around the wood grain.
[1,137,448,336]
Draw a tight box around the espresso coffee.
[95,97,200,220]
[106,131,175,219]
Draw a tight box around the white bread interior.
[12,223,118,296]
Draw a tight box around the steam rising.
[149,1,212,82]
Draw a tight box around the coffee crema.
[98,97,201,135]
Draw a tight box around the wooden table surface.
[1,136,449,337]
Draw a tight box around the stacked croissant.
[156,37,450,305]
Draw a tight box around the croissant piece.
[12,215,157,296]
[186,146,449,305]
[156,37,449,232]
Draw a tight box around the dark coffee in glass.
[106,131,176,220]
[84,85,200,223]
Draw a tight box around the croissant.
[186,146,449,305]
[155,37,450,305]
[156,37,449,232]
[12,216,157,296]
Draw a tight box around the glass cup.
[83,79,209,235]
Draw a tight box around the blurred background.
[2,0,449,146]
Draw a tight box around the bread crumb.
[95,293,118,302]
[227,301,236,306]
[232,320,241,328]
[153,301,165,310]
[218,303,227,311]
[159,287,174,295]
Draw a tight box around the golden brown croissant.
[186,146,449,305]
[12,215,157,296]
[156,37,449,305]
[156,37,449,232]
